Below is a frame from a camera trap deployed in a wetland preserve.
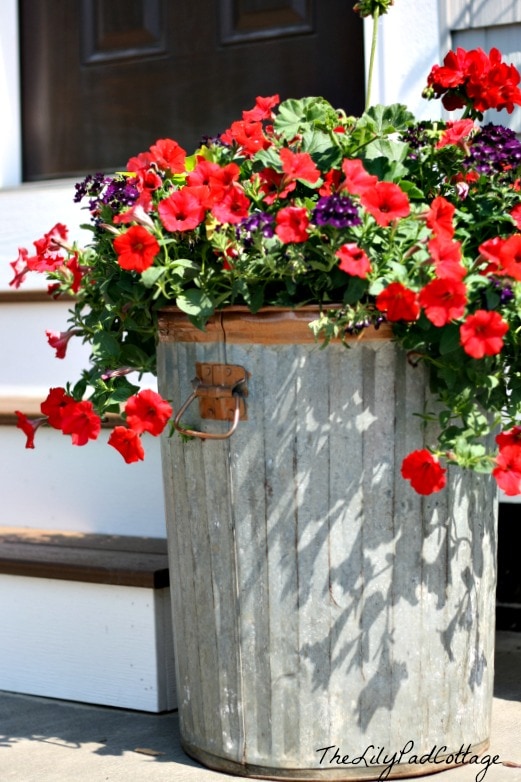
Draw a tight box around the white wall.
[363,0,443,121]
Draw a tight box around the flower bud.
[353,0,394,19]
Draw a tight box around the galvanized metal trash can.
[157,306,498,781]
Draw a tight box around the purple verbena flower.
[466,123,521,175]
[236,212,275,247]
[312,194,361,228]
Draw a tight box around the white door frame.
[1,0,22,187]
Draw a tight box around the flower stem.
[365,8,380,111]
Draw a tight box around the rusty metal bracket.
[172,362,249,440]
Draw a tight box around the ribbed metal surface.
[157,315,497,780]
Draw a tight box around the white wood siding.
[446,0,521,29]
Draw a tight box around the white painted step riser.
[0,574,177,713]
[0,300,92,394]
[0,427,166,537]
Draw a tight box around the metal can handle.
[172,380,243,440]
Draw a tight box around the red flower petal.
[108,426,145,463]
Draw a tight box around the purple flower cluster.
[74,173,140,217]
[489,277,515,305]
[312,194,361,228]
[466,123,521,175]
[402,122,431,159]
[236,212,275,247]
[73,173,106,205]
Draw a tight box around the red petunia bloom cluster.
[16,387,172,461]
[426,47,521,115]
[9,223,83,291]
[16,387,102,449]
[108,389,173,463]
[9,49,521,496]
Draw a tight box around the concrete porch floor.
[1,631,520,782]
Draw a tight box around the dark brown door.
[19,0,364,181]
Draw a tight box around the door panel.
[80,0,166,64]
[20,0,364,180]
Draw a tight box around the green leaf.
[343,276,368,305]
[439,324,461,355]
[363,103,416,133]
[273,97,339,138]
[92,332,121,359]
[140,266,166,288]
[109,379,141,403]
[169,258,200,280]
[176,289,215,318]
[398,179,425,199]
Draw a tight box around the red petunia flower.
[341,159,378,195]
[336,243,371,278]
[188,160,240,207]
[496,426,521,450]
[376,282,420,322]
[108,426,145,463]
[65,253,85,294]
[459,309,509,358]
[275,206,310,244]
[187,158,221,188]
[158,188,206,232]
[113,201,155,229]
[492,444,521,496]
[211,185,250,224]
[126,150,153,174]
[319,168,343,196]
[478,236,504,275]
[242,94,280,122]
[419,278,467,326]
[401,449,447,495]
[113,225,160,272]
[426,196,455,239]
[40,387,74,428]
[59,400,102,446]
[498,233,521,280]
[279,148,320,185]
[9,223,70,288]
[9,247,30,288]
[360,182,410,226]
[125,389,173,436]
[427,236,465,280]
[46,329,78,359]
[32,223,69,265]
[148,138,186,174]
[257,168,287,204]
[15,411,43,449]
[221,120,269,156]
[436,119,475,149]
[209,162,240,189]
[511,204,521,229]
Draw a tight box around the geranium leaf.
[363,103,415,132]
